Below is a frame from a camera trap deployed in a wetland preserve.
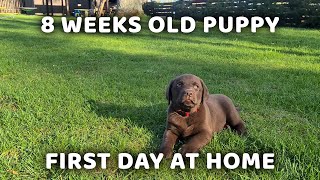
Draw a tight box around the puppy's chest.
[183,111,207,135]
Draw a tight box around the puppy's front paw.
[178,144,190,156]
[158,149,173,159]
[182,125,195,138]
[178,144,200,156]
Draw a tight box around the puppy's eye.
[177,82,183,87]
[194,85,199,90]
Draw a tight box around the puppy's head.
[166,74,209,112]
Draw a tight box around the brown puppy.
[159,74,246,158]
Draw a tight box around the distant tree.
[95,0,107,17]
[119,0,146,14]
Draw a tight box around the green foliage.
[172,1,192,19]
[142,1,156,16]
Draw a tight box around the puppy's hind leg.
[227,108,246,135]
[232,121,246,136]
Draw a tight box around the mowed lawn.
[0,15,319,179]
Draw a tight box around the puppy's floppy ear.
[200,79,209,103]
[166,80,174,105]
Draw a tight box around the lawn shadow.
[0,17,41,29]
[86,99,168,150]
[130,32,320,58]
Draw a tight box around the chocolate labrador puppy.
[159,74,246,158]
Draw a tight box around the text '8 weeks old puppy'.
[159,74,246,158]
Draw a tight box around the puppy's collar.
[177,109,199,117]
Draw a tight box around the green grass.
[0,14,319,179]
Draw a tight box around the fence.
[143,0,320,27]
[0,0,21,13]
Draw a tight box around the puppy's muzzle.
[181,89,196,105]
